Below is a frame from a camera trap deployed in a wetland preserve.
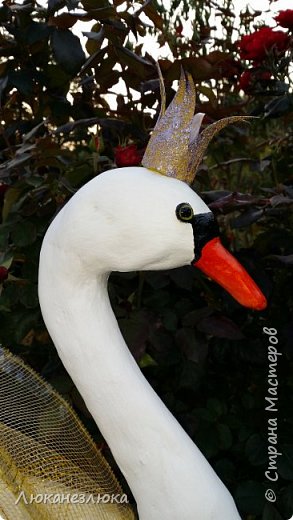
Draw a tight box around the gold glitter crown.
[142,67,252,185]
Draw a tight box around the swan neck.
[38,232,240,520]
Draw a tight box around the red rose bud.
[239,69,271,94]
[0,266,8,283]
[175,21,183,36]
[94,136,100,150]
[275,10,293,30]
[114,144,144,167]
[90,134,100,152]
[237,27,290,61]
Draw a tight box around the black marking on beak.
[191,212,219,263]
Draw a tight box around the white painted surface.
[39,167,241,519]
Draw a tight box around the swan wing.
[0,347,135,520]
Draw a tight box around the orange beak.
[193,237,267,311]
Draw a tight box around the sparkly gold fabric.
[142,69,196,181]
[0,347,135,520]
[188,115,254,178]
[142,69,253,185]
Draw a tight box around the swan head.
[50,166,266,311]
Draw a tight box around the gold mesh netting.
[0,347,136,520]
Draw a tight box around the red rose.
[275,10,293,30]
[239,70,253,93]
[114,144,144,167]
[0,266,8,283]
[237,27,290,61]
[239,69,271,94]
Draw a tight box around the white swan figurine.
[38,71,266,520]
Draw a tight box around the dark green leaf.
[245,434,267,466]
[115,46,152,77]
[178,360,202,391]
[176,328,208,363]
[23,120,48,142]
[195,421,219,457]
[0,223,9,249]
[55,117,101,134]
[9,70,34,97]
[139,353,157,368]
[145,272,169,289]
[202,190,231,201]
[217,423,233,450]
[82,29,104,41]
[278,445,293,480]
[19,283,39,309]
[48,0,65,12]
[264,95,292,118]
[262,503,284,520]
[26,22,50,45]
[0,5,11,22]
[169,267,192,290]
[266,254,293,265]
[182,308,212,327]
[235,481,266,514]
[279,484,293,515]
[207,398,225,418]
[11,221,37,247]
[231,208,264,228]
[143,3,164,30]
[0,76,8,100]
[51,29,85,75]
[162,309,178,331]
[214,459,236,482]
[119,311,150,361]
[87,6,116,20]
[196,315,245,340]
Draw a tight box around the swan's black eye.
[176,203,194,222]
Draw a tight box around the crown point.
[142,67,253,185]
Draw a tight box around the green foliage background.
[0,1,292,519]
